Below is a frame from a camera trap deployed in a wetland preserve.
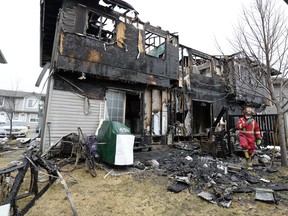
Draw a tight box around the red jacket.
[237,117,261,139]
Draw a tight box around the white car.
[0,121,29,138]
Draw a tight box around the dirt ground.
[1,144,288,216]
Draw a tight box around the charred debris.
[0,105,284,214]
[0,0,286,214]
[0,120,286,215]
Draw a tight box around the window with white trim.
[27,99,38,108]
[106,90,125,123]
[29,114,39,123]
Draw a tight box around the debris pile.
[134,144,288,207]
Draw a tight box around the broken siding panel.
[43,89,104,150]
[162,90,168,135]
[190,73,228,102]
[62,5,77,33]
[75,4,88,34]
[234,64,266,106]
[152,89,161,113]
[144,89,152,134]
[116,22,127,49]
[166,39,179,81]
[152,89,161,135]
[61,2,88,34]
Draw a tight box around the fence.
[227,114,279,147]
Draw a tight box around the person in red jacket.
[237,107,262,166]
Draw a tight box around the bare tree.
[230,0,288,166]
[0,87,22,140]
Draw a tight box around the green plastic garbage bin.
[97,121,135,165]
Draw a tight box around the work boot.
[246,157,253,167]
[243,149,249,159]
[243,149,252,167]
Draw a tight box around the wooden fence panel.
[228,114,278,146]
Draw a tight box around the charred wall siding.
[233,62,267,107]
[54,2,179,88]
[52,71,147,98]
[190,73,229,115]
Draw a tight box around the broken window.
[145,31,166,58]
[86,11,116,43]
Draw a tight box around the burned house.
[38,0,269,152]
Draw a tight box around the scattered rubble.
[0,133,288,214]
[133,142,288,207]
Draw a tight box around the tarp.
[97,121,134,165]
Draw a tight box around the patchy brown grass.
[1,148,288,216]
[26,168,288,216]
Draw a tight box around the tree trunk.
[269,77,287,166]
[276,108,288,166]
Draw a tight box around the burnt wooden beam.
[4,151,32,214]
[180,44,213,60]
[1,151,58,215]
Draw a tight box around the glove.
[247,119,253,125]
[256,139,262,146]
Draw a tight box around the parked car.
[0,121,29,138]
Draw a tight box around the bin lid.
[98,121,131,141]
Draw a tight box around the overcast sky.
[0,0,286,93]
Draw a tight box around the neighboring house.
[0,89,45,129]
[39,0,270,151]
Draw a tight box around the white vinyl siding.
[43,89,105,150]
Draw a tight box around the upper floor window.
[145,30,166,59]
[86,11,116,43]
[27,99,38,108]
[0,97,4,107]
